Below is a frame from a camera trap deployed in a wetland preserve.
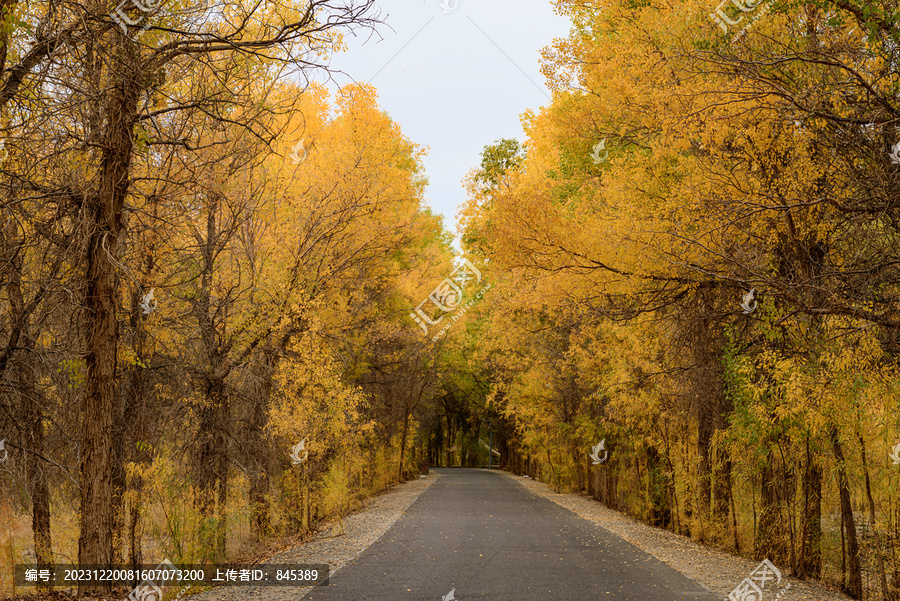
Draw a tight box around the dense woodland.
[2,0,900,599]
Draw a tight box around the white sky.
[315,0,571,241]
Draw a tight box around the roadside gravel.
[182,474,439,601]
[502,471,851,601]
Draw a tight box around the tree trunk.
[445,413,452,468]
[646,445,671,528]
[194,380,228,562]
[398,410,410,480]
[3,223,52,571]
[25,416,52,569]
[696,411,713,541]
[797,439,822,578]
[78,32,140,594]
[216,440,228,560]
[192,194,230,562]
[831,425,862,599]
[713,446,733,534]
[248,368,271,538]
[111,399,126,565]
[756,462,786,562]
[20,335,52,570]
[859,430,891,600]
[124,271,154,578]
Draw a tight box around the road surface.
[304,468,720,601]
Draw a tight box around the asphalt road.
[305,468,721,601]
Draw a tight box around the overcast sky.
[314,0,571,241]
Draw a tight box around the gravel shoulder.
[501,471,851,601]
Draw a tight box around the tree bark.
[831,425,862,599]
[646,445,671,528]
[3,220,52,571]
[192,193,230,562]
[696,411,713,541]
[398,409,410,480]
[78,32,140,594]
[123,294,151,580]
[797,439,822,578]
[111,395,126,565]
[756,462,786,562]
[194,380,229,562]
[248,355,272,539]
[20,336,52,570]
[858,430,890,600]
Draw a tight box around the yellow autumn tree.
[461,0,900,597]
